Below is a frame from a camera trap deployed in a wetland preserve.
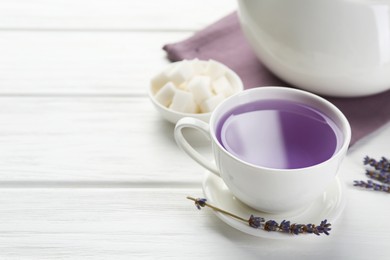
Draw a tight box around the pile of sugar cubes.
[151,59,237,114]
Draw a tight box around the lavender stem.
[186,196,248,222]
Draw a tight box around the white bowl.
[149,60,243,124]
[237,0,390,97]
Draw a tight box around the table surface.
[0,1,389,259]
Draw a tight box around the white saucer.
[202,171,346,239]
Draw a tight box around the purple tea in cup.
[216,99,343,169]
[175,87,351,213]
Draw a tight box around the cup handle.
[174,117,220,177]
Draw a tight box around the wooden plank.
[0,188,388,259]
[0,95,389,183]
[0,31,191,95]
[0,96,211,182]
[0,0,236,31]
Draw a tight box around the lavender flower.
[186,196,331,236]
[279,220,291,233]
[363,156,390,172]
[290,224,305,235]
[194,198,207,210]
[317,219,332,235]
[354,180,390,193]
[264,220,279,232]
[249,215,265,228]
[366,170,390,184]
[355,156,390,193]
[305,224,318,235]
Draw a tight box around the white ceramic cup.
[174,87,351,213]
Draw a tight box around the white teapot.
[237,0,390,97]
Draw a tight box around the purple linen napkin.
[163,12,390,146]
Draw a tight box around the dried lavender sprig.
[366,170,390,184]
[353,180,390,193]
[363,156,390,172]
[187,196,331,236]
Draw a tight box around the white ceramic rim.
[209,86,352,172]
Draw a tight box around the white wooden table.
[0,1,389,259]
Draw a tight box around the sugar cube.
[154,82,176,107]
[150,70,170,94]
[200,94,225,113]
[191,59,206,74]
[168,60,195,86]
[187,75,212,104]
[212,76,233,97]
[169,89,198,113]
[204,59,226,79]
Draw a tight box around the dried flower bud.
[279,220,291,233]
[290,224,305,235]
[248,215,264,228]
[305,224,319,235]
[194,198,207,210]
[264,220,278,232]
[317,219,331,235]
